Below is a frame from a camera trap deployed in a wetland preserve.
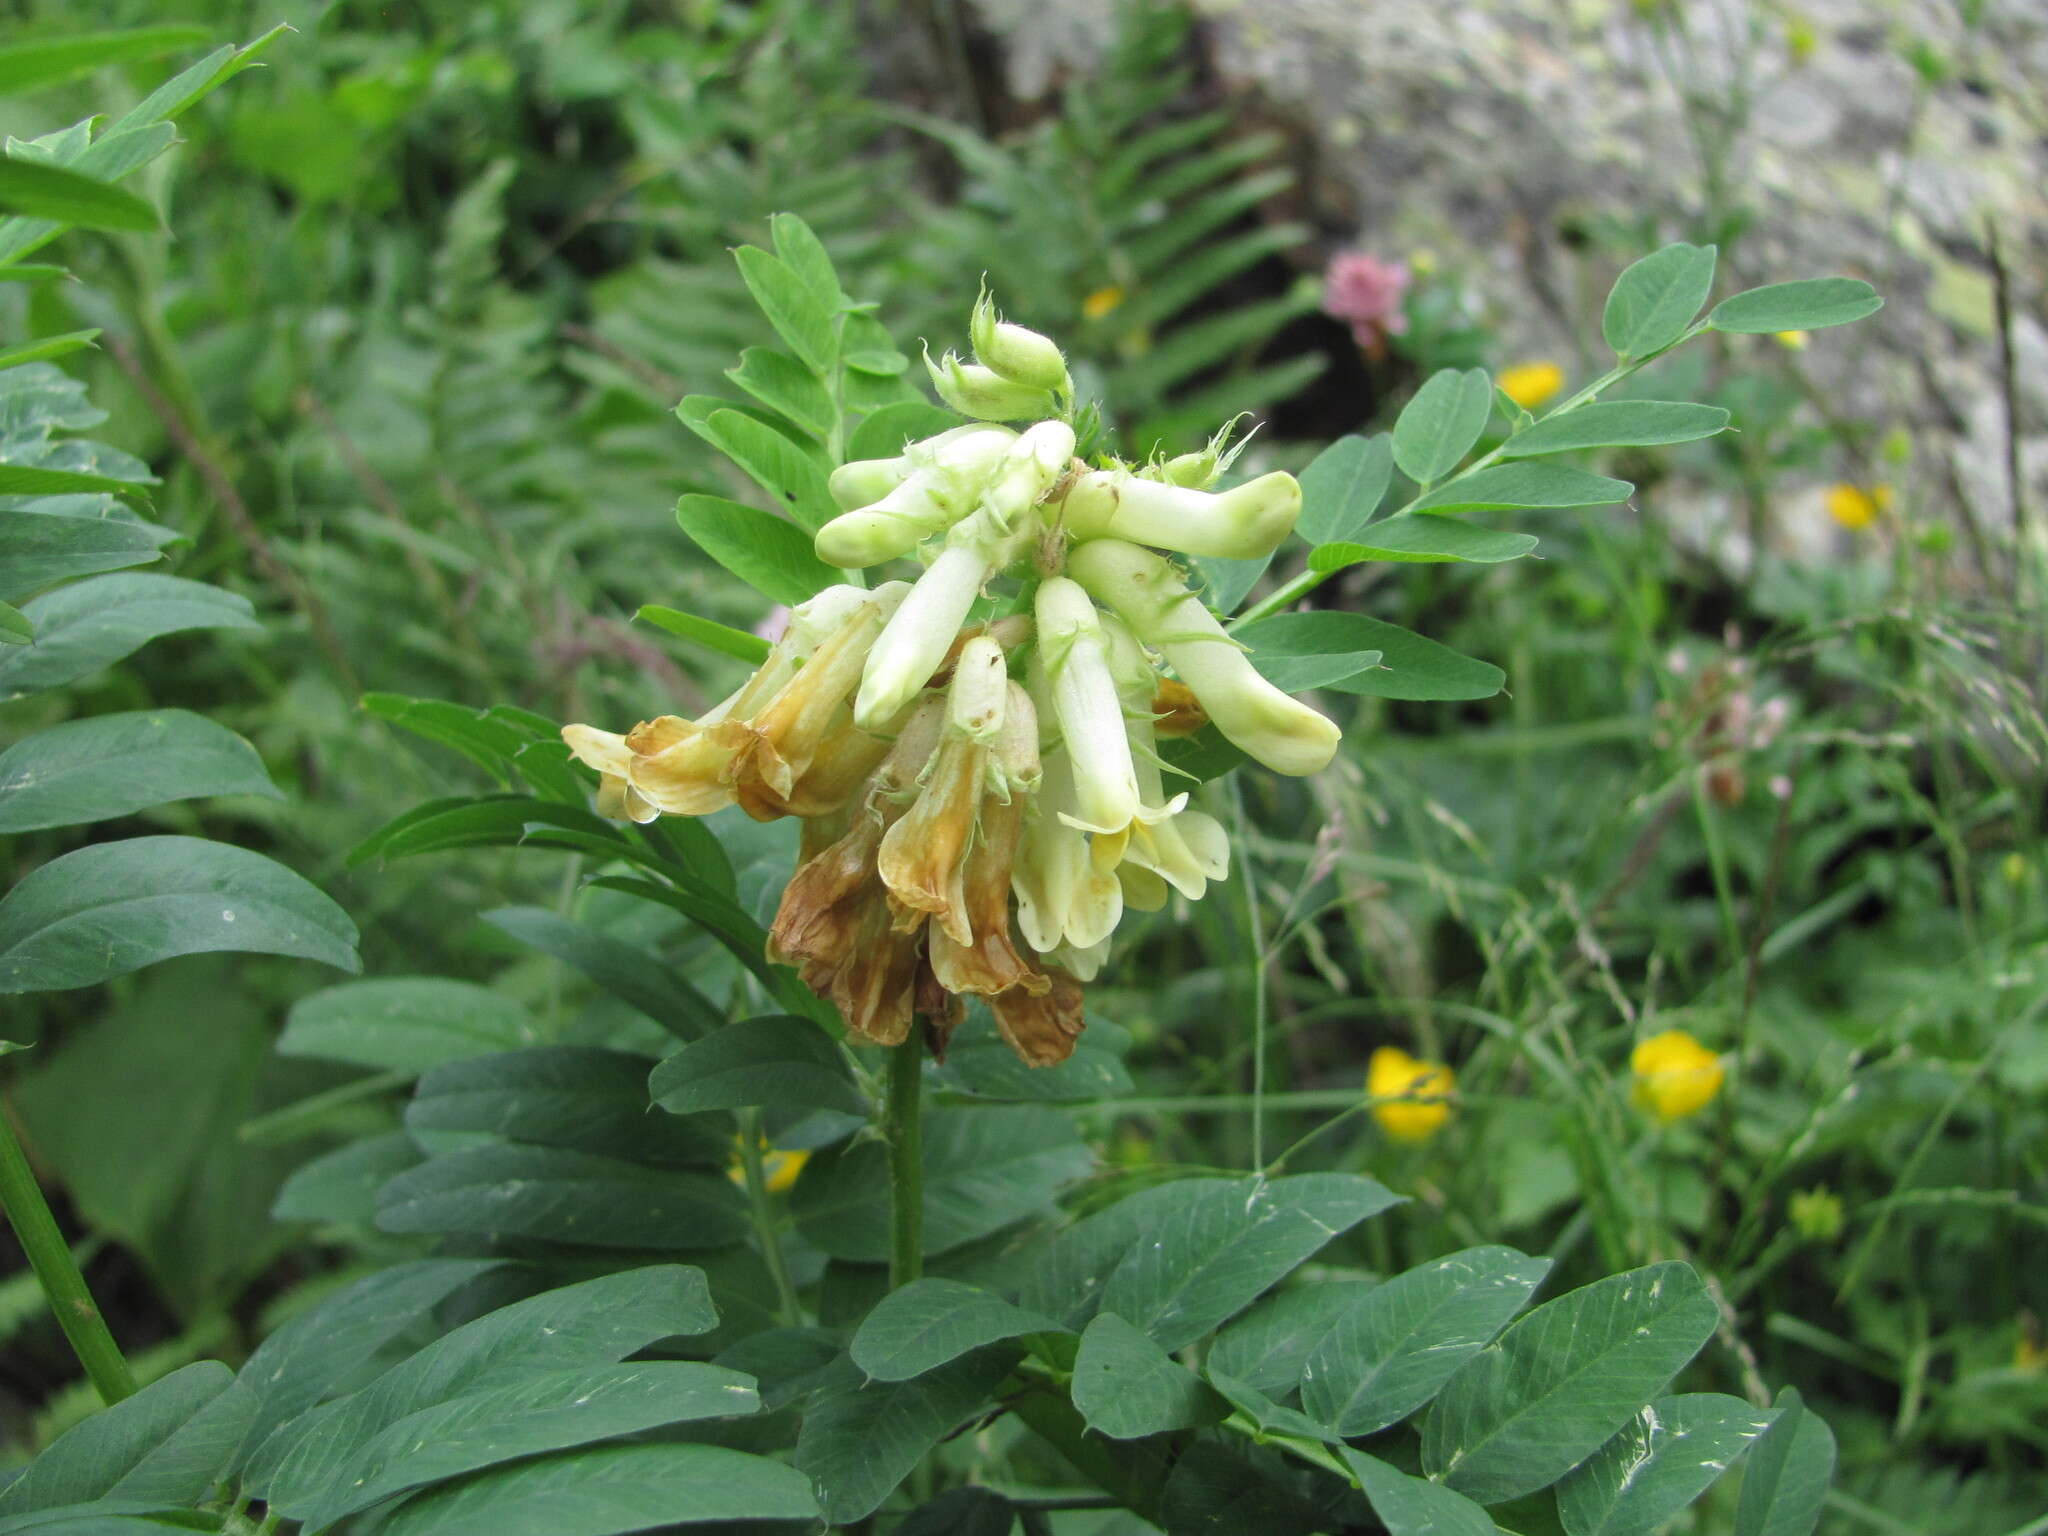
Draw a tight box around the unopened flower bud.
[829,457,913,511]
[1068,539,1340,777]
[1035,577,1141,835]
[854,544,991,730]
[1059,469,1301,560]
[971,289,1073,397]
[981,420,1077,527]
[1152,416,1249,489]
[947,633,1010,741]
[926,347,1057,423]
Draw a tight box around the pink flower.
[1322,251,1411,345]
[754,605,791,642]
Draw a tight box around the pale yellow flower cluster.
[564,298,1340,1065]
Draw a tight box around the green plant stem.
[736,1108,804,1327]
[0,1108,134,1406]
[1229,325,1711,631]
[885,1037,925,1290]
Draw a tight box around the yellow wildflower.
[1497,361,1565,411]
[1367,1046,1456,1143]
[1082,284,1126,319]
[2016,1326,2046,1372]
[1630,1029,1724,1123]
[1774,329,1810,350]
[729,1140,810,1194]
[1787,1185,1845,1242]
[1824,482,1892,531]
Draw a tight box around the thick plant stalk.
[0,1110,134,1405]
[885,1037,926,1289]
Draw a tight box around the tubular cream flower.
[768,701,947,1047]
[563,583,901,822]
[1067,539,1340,777]
[1368,1046,1456,1143]
[1057,468,1301,560]
[818,426,1018,566]
[1097,615,1229,897]
[1010,745,1123,958]
[854,546,994,729]
[1630,1029,1724,1123]
[926,683,1046,1001]
[1034,577,1143,837]
[971,289,1073,399]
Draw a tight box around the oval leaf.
[1410,463,1633,514]
[369,1442,818,1536]
[651,1015,866,1118]
[1341,1449,1498,1536]
[0,835,359,993]
[1709,278,1882,334]
[0,709,279,833]
[673,493,837,607]
[1234,612,1504,702]
[850,1277,1062,1382]
[1309,515,1538,568]
[1603,243,1716,358]
[374,1145,750,1249]
[1296,433,1394,545]
[1422,1262,1720,1505]
[795,1350,1015,1525]
[1301,1246,1552,1436]
[1501,401,1730,457]
[1558,1393,1777,1536]
[1393,369,1494,485]
[279,977,540,1075]
[1072,1313,1223,1439]
[1735,1388,1836,1536]
[0,572,258,701]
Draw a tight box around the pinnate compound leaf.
[0,836,359,993]
[1205,1372,1340,1445]
[1735,1388,1835,1536]
[1557,1393,1776,1536]
[273,1132,422,1227]
[1501,401,1730,457]
[1295,433,1394,545]
[1709,279,1882,334]
[673,493,837,605]
[1308,515,1537,569]
[286,1363,761,1528]
[247,1267,716,1504]
[1072,1313,1224,1439]
[795,1350,1015,1525]
[1422,1261,1719,1505]
[726,346,835,439]
[0,573,258,701]
[1340,1449,1498,1536]
[370,1442,818,1536]
[375,1145,749,1249]
[846,400,961,462]
[279,977,540,1075]
[1098,1173,1402,1350]
[1234,612,1503,702]
[793,1106,1091,1263]
[850,1278,1062,1382]
[1393,368,1494,485]
[1602,243,1716,358]
[0,1363,232,1520]
[650,1015,867,1118]
[1302,1245,1552,1436]
[1409,463,1633,514]
[0,709,279,834]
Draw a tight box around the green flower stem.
[885,1037,925,1290]
[0,1107,134,1405]
[735,1108,804,1327]
[1228,323,1712,632]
